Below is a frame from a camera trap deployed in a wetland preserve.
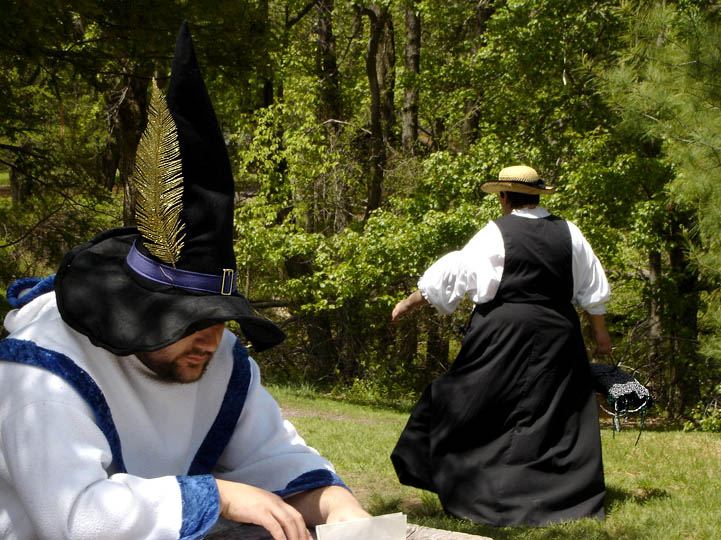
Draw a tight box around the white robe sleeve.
[214,357,345,497]
[417,221,505,314]
[567,221,611,314]
[0,373,218,540]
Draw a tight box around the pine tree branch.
[0,206,64,249]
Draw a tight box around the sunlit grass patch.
[268,384,721,540]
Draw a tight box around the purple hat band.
[126,241,238,295]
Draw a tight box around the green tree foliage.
[603,1,721,426]
[2,0,720,426]
[0,3,119,281]
[0,0,269,289]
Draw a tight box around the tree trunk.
[99,122,121,191]
[397,312,419,366]
[460,0,497,149]
[315,0,353,232]
[305,311,340,379]
[316,0,342,127]
[101,72,149,226]
[9,146,32,206]
[361,4,393,219]
[285,254,339,377]
[402,2,421,154]
[252,1,343,377]
[377,10,396,146]
[425,312,449,374]
[647,249,667,409]
[667,207,700,415]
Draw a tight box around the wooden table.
[205,521,492,539]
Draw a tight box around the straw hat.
[481,165,556,195]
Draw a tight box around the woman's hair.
[503,191,540,208]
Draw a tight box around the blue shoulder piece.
[6,275,56,309]
[187,340,252,475]
[0,338,127,473]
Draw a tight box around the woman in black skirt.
[391,165,612,527]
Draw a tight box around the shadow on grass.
[368,489,657,540]
[605,484,669,510]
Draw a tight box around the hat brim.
[55,229,285,355]
[481,181,556,195]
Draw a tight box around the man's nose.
[193,324,224,348]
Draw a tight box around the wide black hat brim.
[55,229,285,355]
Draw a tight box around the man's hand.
[216,479,312,540]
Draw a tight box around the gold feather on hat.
[132,81,186,267]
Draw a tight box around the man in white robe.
[0,22,368,540]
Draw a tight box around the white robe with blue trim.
[0,291,342,540]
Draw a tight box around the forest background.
[1,0,721,429]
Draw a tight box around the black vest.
[495,213,573,304]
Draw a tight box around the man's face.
[136,323,225,383]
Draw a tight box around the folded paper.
[315,513,407,540]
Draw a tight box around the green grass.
[268,385,721,540]
[0,171,9,186]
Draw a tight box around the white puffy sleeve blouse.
[417,207,610,316]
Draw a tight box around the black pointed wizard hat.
[54,22,285,355]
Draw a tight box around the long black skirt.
[391,301,605,526]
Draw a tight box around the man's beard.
[157,357,211,383]
[139,349,213,384]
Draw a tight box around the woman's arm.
[391,290,427,322]
[588,313,612,356]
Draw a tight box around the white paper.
[315,513,407,540]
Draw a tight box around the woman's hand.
[391,290,427,322]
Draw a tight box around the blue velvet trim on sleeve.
[6,275,56,308]
[0,338,127,473]
[274,469,348,499]
[187,340,252,475]
[176,474,220,540]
